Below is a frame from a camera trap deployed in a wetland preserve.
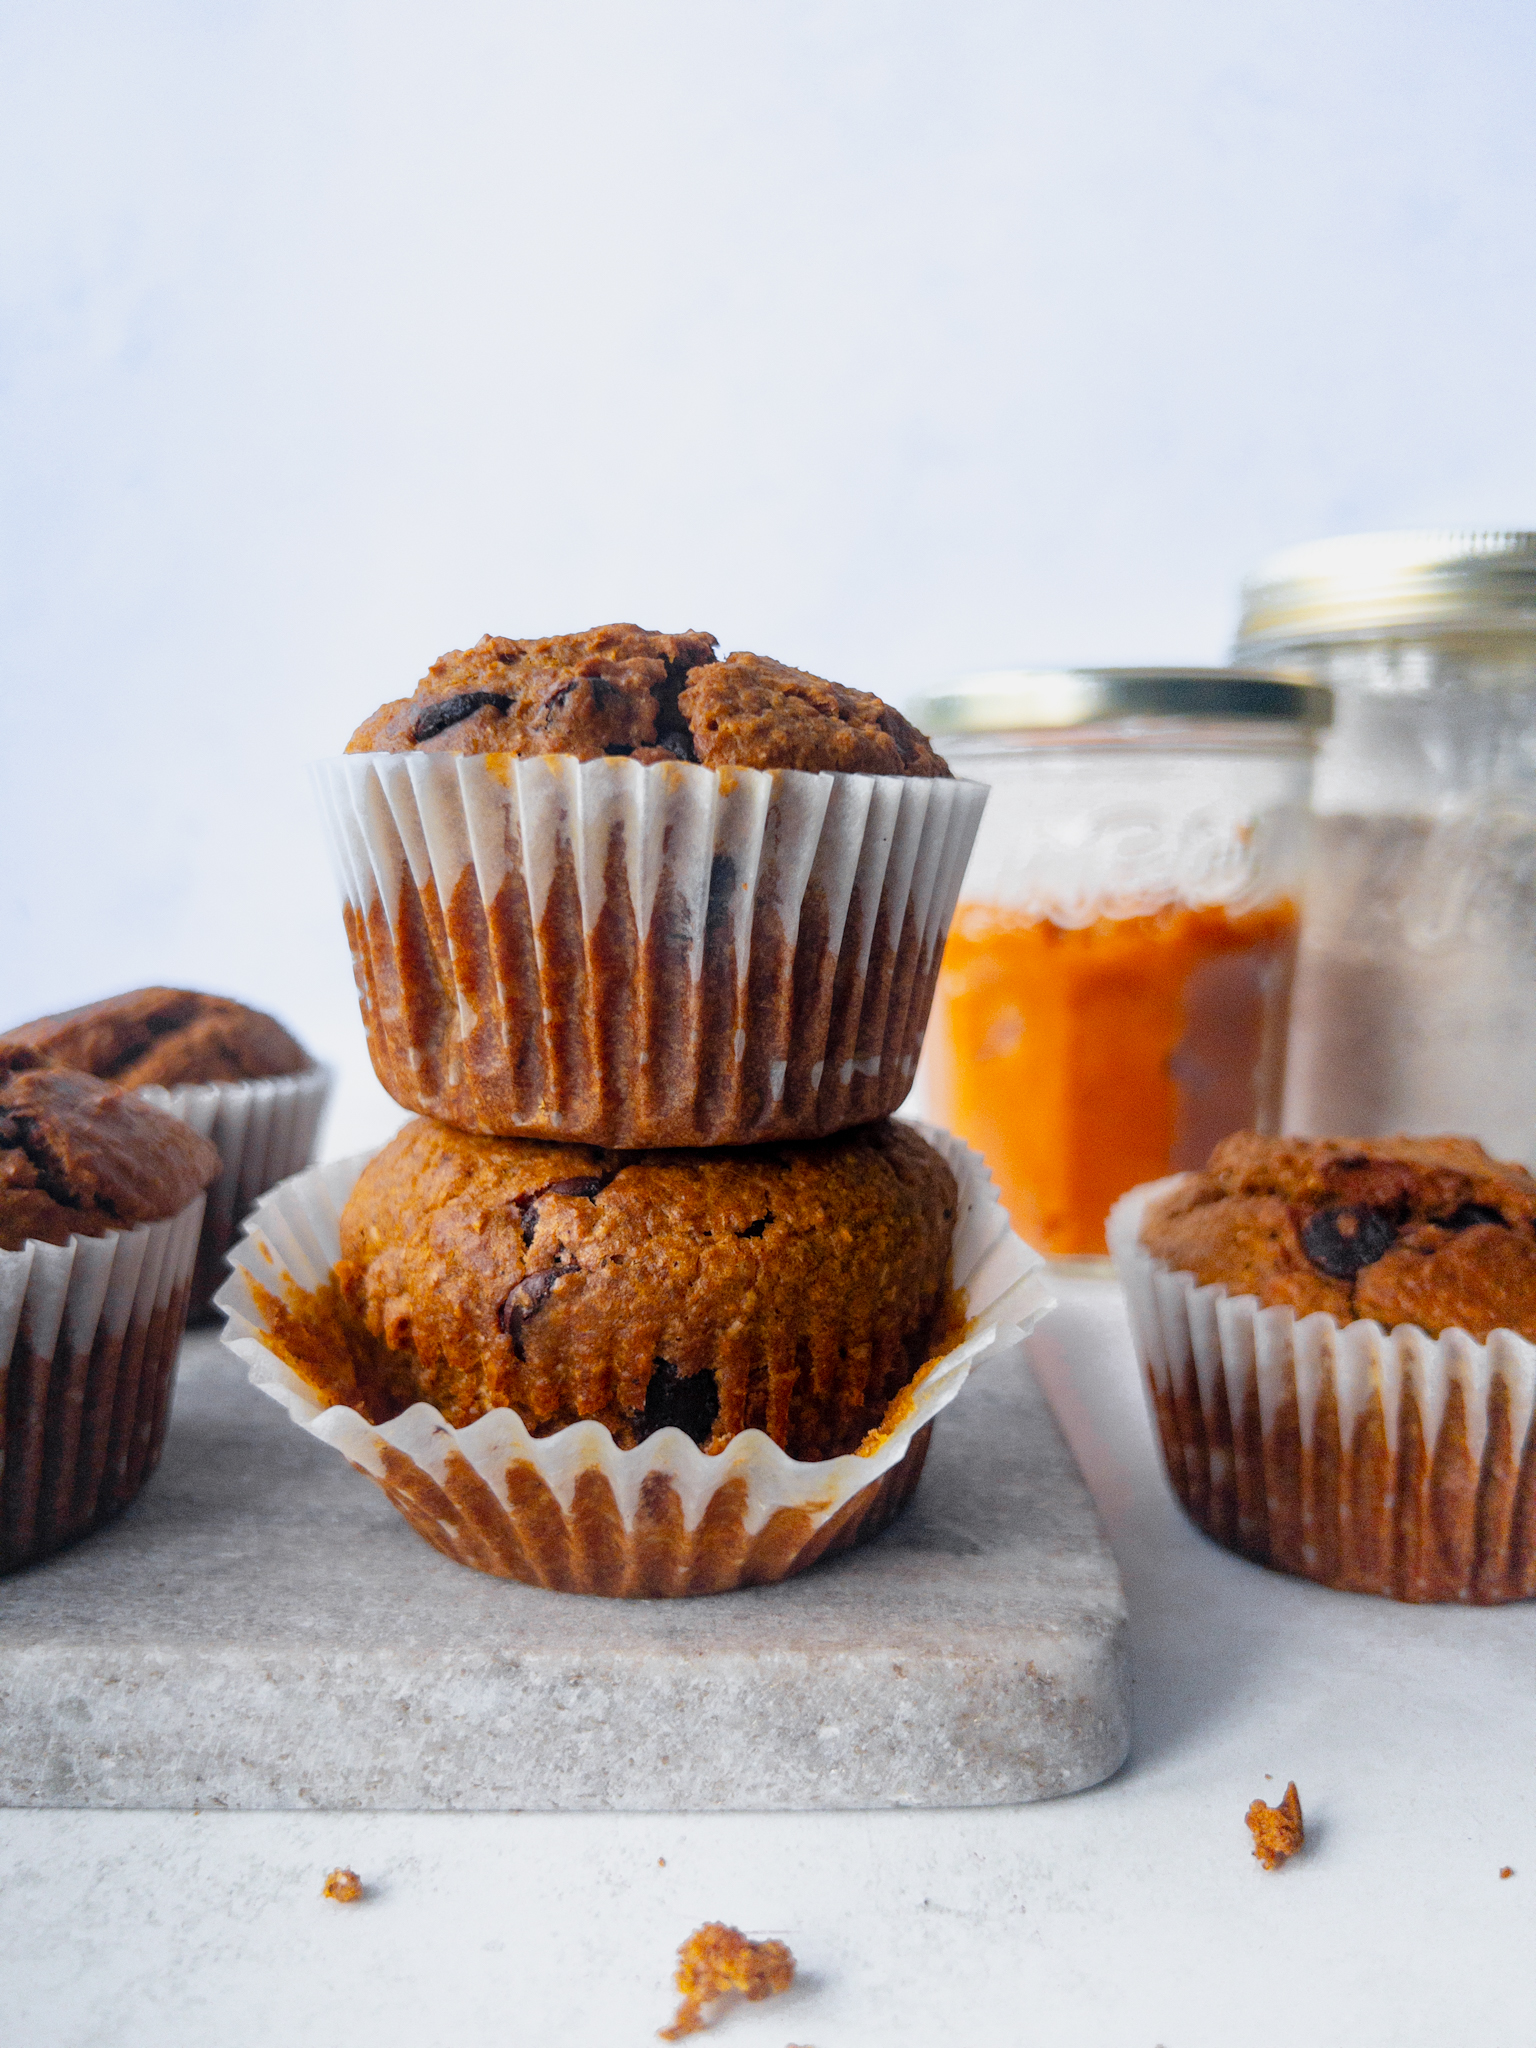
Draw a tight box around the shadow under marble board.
[0,1330,1129,1812]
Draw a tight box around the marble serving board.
[0,1329,1129,1812]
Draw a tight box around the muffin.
[0,986,310,1086]
[218,1122,1051,1597]
[331,1115,958,1457]
[0,1062,220,1570]
[1,988,330,1316]
[319,624,984,1148]
[1110,1133,1536,1603]
[345,625,950,777]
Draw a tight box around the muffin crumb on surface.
[321,1868,363,1903]
[1141,1132,1536,1340]
[1246,1783,1304,1870]
[659,1923,795,2040]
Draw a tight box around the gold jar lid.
[912,666,1331,736]
[1236,530,1536,654]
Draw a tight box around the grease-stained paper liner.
[141,1065,330,1318]
[0,1191,206,1573]
[217,1125,1052,1597]
[313,754,987,1148]
[1109,1177,1536,1604]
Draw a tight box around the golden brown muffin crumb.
[1500,1866,1515,1879]
[334,1117,958,1458]
[321,1868,363,1903]
[345,626,949,778]
[1246,1782,1304,1870]
[679,651,950,778]
[1142,1132,1536,1341]
[0,987,310,1087]
[659,1923,795,2040]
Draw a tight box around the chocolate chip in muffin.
[1300,1205,1399,1278]
[639,1357,720,1447]
[411,689,515,744]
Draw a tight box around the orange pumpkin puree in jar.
[929,897,1299,1256]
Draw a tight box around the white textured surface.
[1,1280,1532,2046]
[0,1328,1127,1812]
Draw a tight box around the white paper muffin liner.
[140,1065,330,1315]
[1109,1176,1536,1603]
[0,1190,206,1572]
[312,753,986,1148]
[216,1125,1053,1597]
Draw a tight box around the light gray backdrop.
[3,0,1533,1154]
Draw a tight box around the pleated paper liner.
[312,753,987,1148]
[141,1065,330,1318]
[0,1191,206,1574]
[217,1125,1052,1597]
[1109,1177,1536,1604]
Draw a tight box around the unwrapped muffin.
[1,988,329,1315]
[333,1115,958,1458]
[1111,1132,1536,1603]
[322,624,983,1148]
[0,1062,220,1570]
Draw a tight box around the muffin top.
[0,987,311,1089]
[345,624,951,779]
[1140,1131,1536,1342]
[331,1115,959,1456]
[0,1062,222,1252]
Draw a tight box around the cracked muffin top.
[0,1062,221,1251]
[1140,1131,1536,1342]
[325,1115,959,1456]
[0,988,311,1089]
[345,624,950,778]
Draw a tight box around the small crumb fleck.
[322,1868,363,1903]
[1246,1782,1304,1870]
[659,1923,795,2040]
[1500,1866,1515,1879]
[659,1857,667,1867]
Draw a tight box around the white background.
[3,0,1535,1155]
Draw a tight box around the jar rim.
[1235,529,1536,654]
[911,667,1332,735]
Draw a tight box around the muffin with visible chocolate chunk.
[330,1114,958,1459]
[346,626,950,778]
[1110,1133,1536,1604]
[219,1117,1050,1597]
[1,988,329,1316]
[0,1063,220,1570]
[324,625,982,1148]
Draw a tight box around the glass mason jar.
[912,670,1328,1260]
[1234,531,1536,1166]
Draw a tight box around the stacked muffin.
[223,624,1034,1596]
